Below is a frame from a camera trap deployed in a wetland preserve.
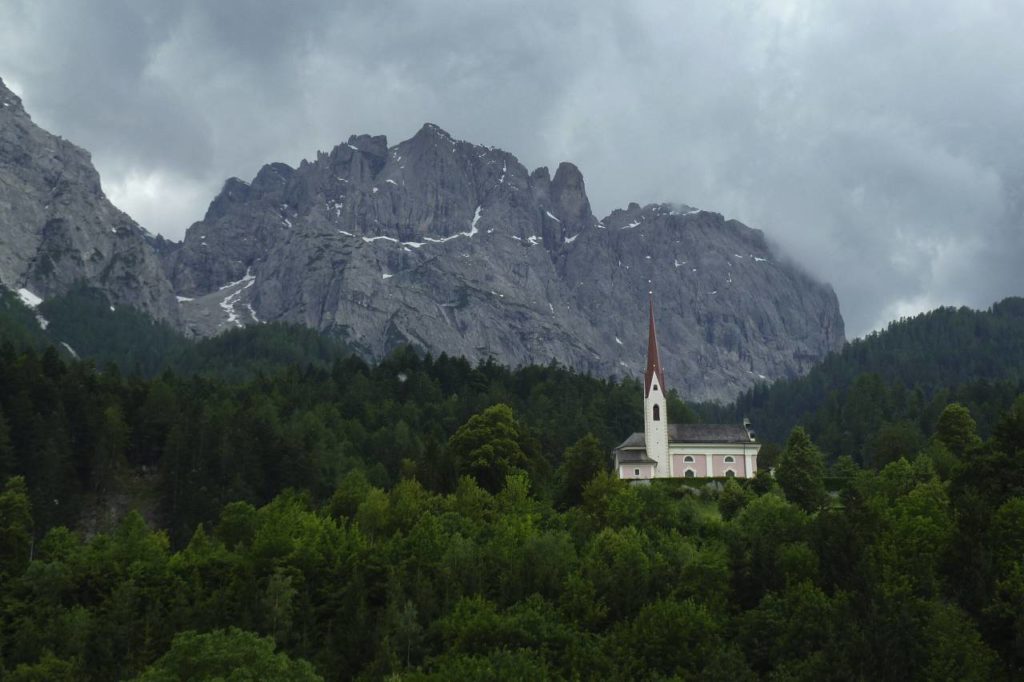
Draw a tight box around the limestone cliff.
[0,78,179,324]
[166,123,844,401]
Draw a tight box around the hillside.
[0,318,1021,679]
[701,297,1024,463]
[0,285,353,381]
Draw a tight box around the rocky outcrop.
[565,203,845,399]
[0,77,179,323]
[169,123,845,401]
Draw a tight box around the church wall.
[711,455,746,478]
[619,464,654,480]
[672,454,708,477]
[663,443,760,479]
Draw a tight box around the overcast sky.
[1,0,1020,337]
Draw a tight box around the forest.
[0,292,1022,679]
[703,299,1024,450]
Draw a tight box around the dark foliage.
[0,395,1019,680]
[0,293,1022,678]
[700,298,1024,465]
[0,338,640,542]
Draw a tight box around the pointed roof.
[644,293,666,397]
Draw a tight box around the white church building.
[614,298,760,480]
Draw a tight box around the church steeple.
[642,292,670,477]
[644,293,666,398]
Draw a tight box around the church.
[614,298,760,480]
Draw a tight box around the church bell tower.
[643,294,670,477]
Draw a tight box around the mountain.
[0,76,843,401]
[163,123,844,401]
[0,77,179,324]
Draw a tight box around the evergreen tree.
[0,406,14,480]
[719,478,754,520]
[91,405,130,494]
[935,402,982,457]
[555,433,608,507]
[776,427,827,513]
[0,475,33,577]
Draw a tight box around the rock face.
[0,78,179,323]
[0,75,844,400]
[167,123,845,401]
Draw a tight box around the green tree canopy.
[447,404,531,493]
[555,433,608,507]
[935,403,982,457]
[132,628,322,681]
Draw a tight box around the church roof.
[669,423,753,443]
[644,295,666,398]
[614,433,644,450]
[615,451,659,464]
[614,423,753,451]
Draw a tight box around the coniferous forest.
[0,294,1023,679]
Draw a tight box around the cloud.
[104,168,214,237]
[0,0,1020,336]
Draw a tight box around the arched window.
[725,470,736,478]
[685,469,695,478]
[724,456,734,463]
[683,455,694,463]
[653,404,660,421]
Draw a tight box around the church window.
[652,385,658,391]
[724,456,734,463]
[653,405,660,421]
[683,455,694,463]
[634,468,641,477]
[685,469,695,478]
[725,470,736,478]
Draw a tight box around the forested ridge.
[0,293,1022,679]
[700,297,1024,464]
[1,286,354,380]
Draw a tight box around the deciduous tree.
[447,404,530,493]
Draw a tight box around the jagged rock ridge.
[166,123,845,401]
[0,77,179,323]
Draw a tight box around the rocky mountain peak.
[415,122,454,141]
[531,166,551,184]
[163,123,845,400]
[549,161,595,239]
[204,178,251,221]
[0,75,179,323]
[350,132,389,149]
[0,77,25,116]
[551,161,585,192]
[252,163,295,191]
[345,134,389,167]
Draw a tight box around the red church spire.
[644,293,666,397]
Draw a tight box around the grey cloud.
[0,0,1020,337]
